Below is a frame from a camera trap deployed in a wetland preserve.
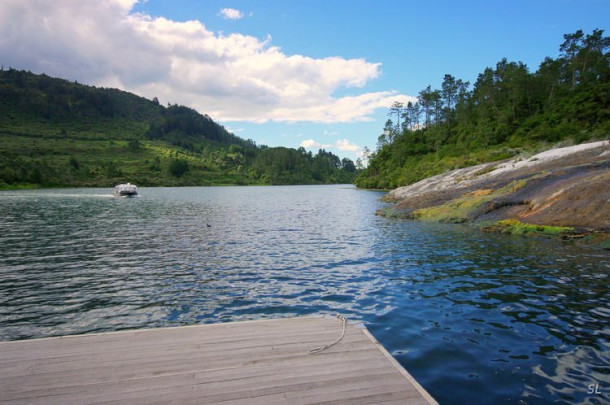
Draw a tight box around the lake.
[0,185,608,404]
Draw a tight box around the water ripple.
[0,186,608,404]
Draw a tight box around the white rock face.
[386,140,610,201]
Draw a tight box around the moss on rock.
[482,219,576,235]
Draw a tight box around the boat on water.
[114,183,138,197]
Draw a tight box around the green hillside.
[356,29,610,189]
[0,69,357,188]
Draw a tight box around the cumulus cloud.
[335,139,361,152]
[219,8,243,20]
[300,138,362,155]
[0,0,410,123]
[300,139,331,149]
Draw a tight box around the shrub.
[169,159,189,177]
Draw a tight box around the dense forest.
[356,29,610,189]
[0,70,358,188]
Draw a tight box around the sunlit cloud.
[300,139,331,149]
[219,8,243,20]
[300,138,362,155]
[0,0,412,124]
[335,139,361,152]
[225,126,245,134]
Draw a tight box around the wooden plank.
[1,340,377,386]
[1,349,390,400]
[0,316,437,405]
[0,330,360,370]
[0,331,360,368]
[0,318,342,359]
[0,334,373,380]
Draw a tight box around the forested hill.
[356,29,609,189]
[0,69,357,188]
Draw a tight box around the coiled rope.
[308,314,346,354]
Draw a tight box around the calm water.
[0,185,608,404]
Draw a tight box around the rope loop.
[308,314,346,354]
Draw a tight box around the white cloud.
[219,8,243,20]
[0,0,411,124]
[225,126,244,134]
[300,138,362,155]
[300,139,331,149]
[335,139,361,152]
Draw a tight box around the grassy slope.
[0,70,358,189]
[0,71,253,188]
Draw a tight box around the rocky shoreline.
[378,140,610,247]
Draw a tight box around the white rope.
[308,314,346,354]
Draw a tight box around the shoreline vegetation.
[377,140,610,248]
[357,29,609,246]
[356,29,609,191]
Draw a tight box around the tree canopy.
[0,68,359,188]
[357,29,610,189]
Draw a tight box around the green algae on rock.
[378,140,610,243]
[481,219,576,236]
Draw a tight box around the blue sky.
[1,0,608,161]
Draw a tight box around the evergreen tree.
[356,29,609,190]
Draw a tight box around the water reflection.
[367,221,609,404]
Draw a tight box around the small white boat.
[115,183,138,197]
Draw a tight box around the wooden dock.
[0,316,437,404]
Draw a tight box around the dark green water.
[0,185,608,404]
